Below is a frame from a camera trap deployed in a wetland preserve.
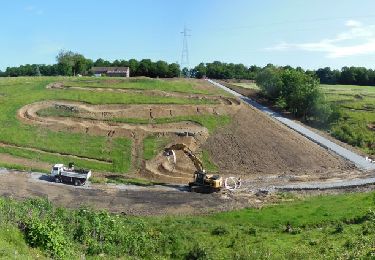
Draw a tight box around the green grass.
[0,77,220,173]
[0,225,45,259]
[0,145,113,172]
[201,150,218,172]
[232,82,260,90]
[0,161,48,173]
[320,84,375,155]
[115,115,231,133]
[0,191,374,259]
[62,77,218,95]
[143,135,170,160]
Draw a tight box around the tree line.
[315,66,375,86]
[190,62,375,86]
[0,50,180,78]
[1,50,375,87]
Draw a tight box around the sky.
[1,0,375,70]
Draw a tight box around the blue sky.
[1,0,375,70]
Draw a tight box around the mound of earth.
[204,105,354,184]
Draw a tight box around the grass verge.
[0,191,373,258]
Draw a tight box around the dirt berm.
[203,104,354,183]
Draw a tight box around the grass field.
[232,82,259,90]
[0,77,224,174]
[62,77,220,95]
[0,191,373,259]
[321,84,375,155]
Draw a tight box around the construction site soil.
[1,79,371,215]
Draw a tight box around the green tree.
[56,50,75,75]
[167,63,180,77]
[155,60,169,77]
[192,63,206,78]
[281,69,321,120]
[256,67,283,99]
[35,65,41,76]
[56,50,91,76]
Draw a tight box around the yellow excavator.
[163,143,223,193]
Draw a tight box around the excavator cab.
[189,171,222,193]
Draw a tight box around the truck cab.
[51,164,64,177]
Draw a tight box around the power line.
[180,26,191,77]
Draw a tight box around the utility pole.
[180,26,191,77]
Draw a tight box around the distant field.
[231,82,260,90]
[0,77,225,175]
[321,84,375,155]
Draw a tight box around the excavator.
[163,143,223,193]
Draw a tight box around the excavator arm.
[164,143,205,173]
[163,143,240,192]
[164,143,223,192]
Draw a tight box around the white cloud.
[345,20,362,27]
[266,20,375,58]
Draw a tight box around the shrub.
[24,218,71,258]
[333,223,344,234]
[185,245,211,260]
[211,226,229,236]
[246,227,257,236]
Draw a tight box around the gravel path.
[275,177,375,191]
[207,79,375,171]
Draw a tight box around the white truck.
[50,163,91,186]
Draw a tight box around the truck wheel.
[74,179,81,186]
[55,177,60,183]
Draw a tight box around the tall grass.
[0,191,373,258]
[321,84,375,155]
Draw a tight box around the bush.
[211,226,229,236]
[246,227,257,236]
[24,218,72,258]
[185,245,212,260]
[333,223,344,234]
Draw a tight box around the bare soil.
[204,105,356,184]
[0,171,254,215]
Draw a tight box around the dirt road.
[0,170,249,215]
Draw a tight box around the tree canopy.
[256,67,325,121]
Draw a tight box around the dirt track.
[18,80,244,182]
[1,78,368,207]
[14,80,360,185]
